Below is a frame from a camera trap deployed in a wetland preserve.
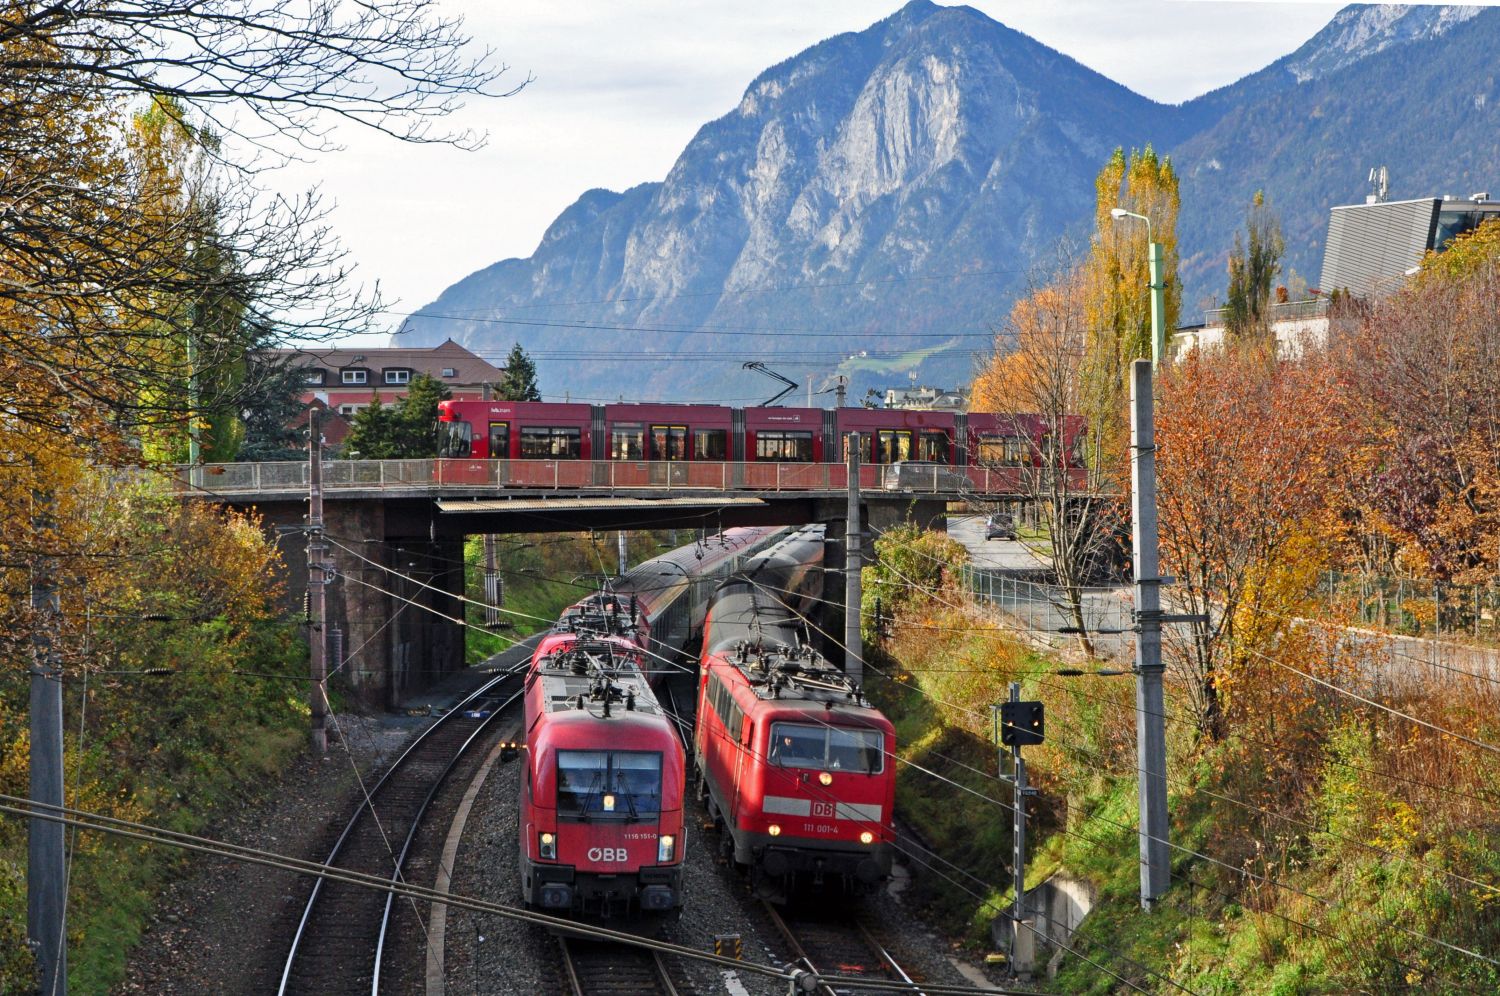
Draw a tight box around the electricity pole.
[616,531,628,577]
[1130,359,1169,907]
[844,434,862,687]
[28,475,66,994]
[307,409,328,754]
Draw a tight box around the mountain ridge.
[402,3,1496,402]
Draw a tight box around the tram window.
[917,431,950,463]
[841,433,871,463]
[612,424,644,460]
[977,435,1029,467]
[755,430,813,462]
[650,425,688,461]
[437,420,472,458]
[487,421,509,458]
[875,430,912,464]
[694,429,728,460]
[520,426,582,459]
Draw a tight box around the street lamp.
[1109,208,1166,369]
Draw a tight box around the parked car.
[983,513,1016,541]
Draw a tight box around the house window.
[341,369,368,385]
[303,369,325,386]
[339,404,359,416]
[384,369,411,385]
[441,367,457,378]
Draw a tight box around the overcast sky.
[277,1,1375,341]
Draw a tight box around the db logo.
[587,847,628,863]
[811,801,835,818]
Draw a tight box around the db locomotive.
[694,527,896,899]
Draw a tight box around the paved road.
[947,514,1133,660]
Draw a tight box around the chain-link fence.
[961,565,1133,647]
[1318,570,1500,640]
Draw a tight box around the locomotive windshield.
[768,722,884,775]
[556,750,662,819]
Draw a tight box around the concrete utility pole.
[307,409,328,754]
[1130,359,1170,908]
[482,534,500,626]
[844,434,863,687]
[616,530,628,577]
[28,478,66,994]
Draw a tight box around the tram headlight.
[859,831,875,845]
[538,831,557,860]
[768,823,782,837]
[658,834,676,862]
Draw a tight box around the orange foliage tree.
[1155,346,1339,738]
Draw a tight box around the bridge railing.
[171,459,1026,496]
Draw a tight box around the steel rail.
[370,681,526,993]
[277,660,530,994]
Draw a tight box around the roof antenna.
[1367,165,1389,204]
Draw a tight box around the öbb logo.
[587,847,628,863]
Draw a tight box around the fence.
[961,566,1133,642]
[1319,570,1500,640]
[170,459,1030,497]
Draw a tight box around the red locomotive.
[518,633,686,915]
[694,526,896,899]
[434,399,1081,492]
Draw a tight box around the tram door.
[650,424,688,486]
[487,421,510,485]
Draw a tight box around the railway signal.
[993,684,1042,977]
[998,699,1044,747]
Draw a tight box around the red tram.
[694,527,896,899]
[434,399,1082,492]
[518,634,686,915]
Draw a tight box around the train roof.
[708,640,870,709]
[531,635,663,720]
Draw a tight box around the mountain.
[1174,3,1495,308]
[402,2,1499,402]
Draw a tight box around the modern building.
[1174,189,1499,358]
[1319,193,1500,298]
[261,339,506,418]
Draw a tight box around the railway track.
[276,661,529,995]
[762,899,927,996]
[557,933,684,995]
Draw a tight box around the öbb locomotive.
[694,527,897,898]
[518,632,686,915]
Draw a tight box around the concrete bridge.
[179,458,973,707]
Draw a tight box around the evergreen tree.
[340,373,451,458]
[237,357,309,461]
[1224,190,1285,343]
[495,342,541,401]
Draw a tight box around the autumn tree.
[973,263,1126,655]
[1080,146,1181,461]
[1155,348,1338,738]
[495,343,542,402]
[1223,190,1286,343]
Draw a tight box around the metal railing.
[171,459,1029,496]
[962,566,1133,637]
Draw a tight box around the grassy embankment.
[863,525,1500,994]
[0,485,312,992]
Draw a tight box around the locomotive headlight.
[768,823,782,837]
[603,793,617,812]
[538,832,557,860]
[818,772,833,786]
[657,834,676,862]
[859,831,875,845]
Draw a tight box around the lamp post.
[1109,208,1166,369]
